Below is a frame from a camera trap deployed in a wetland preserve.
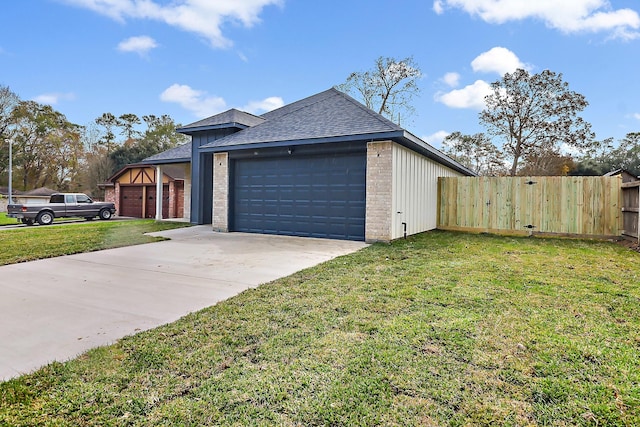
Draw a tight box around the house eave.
[176,122,250,135]
[197,130,476,176]
[139,157,191,166]
[198,131,406,153]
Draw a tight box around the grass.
[1,231,639,425]
[0,212,19,226]
[0,219,190,265]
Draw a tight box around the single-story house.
[100,164,188,219]
[0,187,56,212]
[142,88,475,242]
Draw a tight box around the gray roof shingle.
[142,143,191,163]
[200,88,403,149]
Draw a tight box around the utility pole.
[8,137,12,204]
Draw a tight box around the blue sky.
[1,0,639,149]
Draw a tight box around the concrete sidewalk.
[0,226,367,381]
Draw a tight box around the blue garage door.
[232,153,366,240]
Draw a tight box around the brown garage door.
[120,186,143,217]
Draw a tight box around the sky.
[1,0,639,149]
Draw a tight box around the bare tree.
[336,56,422,124]
[480,69,595,176]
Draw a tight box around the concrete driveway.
[0,226,367,381]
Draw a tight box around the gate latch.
[524,224,536,229]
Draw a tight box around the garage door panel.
[233,153,366,240]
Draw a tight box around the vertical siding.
[391,144,464,240]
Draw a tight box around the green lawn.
[1,231,639,425]
[0,219,190,265]
[0,212,19,226]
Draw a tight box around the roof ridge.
[331,88,403,131]
[260,88,337,120]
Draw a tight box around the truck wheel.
[36,211,54,226]
[99,209,112,220]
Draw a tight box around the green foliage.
[9,101,83,191]
[1,231,639,425]
[574,133,640,176]
[107,114,189,172]
[441,131,506,175]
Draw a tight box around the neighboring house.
[100,164,188,219]
[604,168,639,183]
[142,88,475,242]
[0,187,56,212]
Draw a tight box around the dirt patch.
[616,238,640,253]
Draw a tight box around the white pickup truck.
[7,193,116,226]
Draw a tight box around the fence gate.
[438,176,622,238]
[621,181,640,243]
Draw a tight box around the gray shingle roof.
[142,143,191,163]
[200,88,403,149]
[141,88,476,176]
[178,108,265,132]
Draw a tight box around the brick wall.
[168,181,176,218]
[104,184,119,215]
[213,152,229,231]
[175,181,184,218]
[365,140,393,242]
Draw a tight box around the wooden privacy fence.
[438,176,622,238]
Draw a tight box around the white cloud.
[634,113,640,120]
[433,0,444,14]
[33,92,76,105]
[423,130,450,148]
[160,84,227,118]
[242,96,284,114]
[434,0,640,39]
[61,0,283,48]
[161,84,284,118]
[435,80,492,110]
[471,46,530,75]
[117,35,158,55]
[442,72,461,87]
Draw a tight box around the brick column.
[366,141,393,242]
[213,152,229,232]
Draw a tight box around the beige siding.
[391,144,463,240]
